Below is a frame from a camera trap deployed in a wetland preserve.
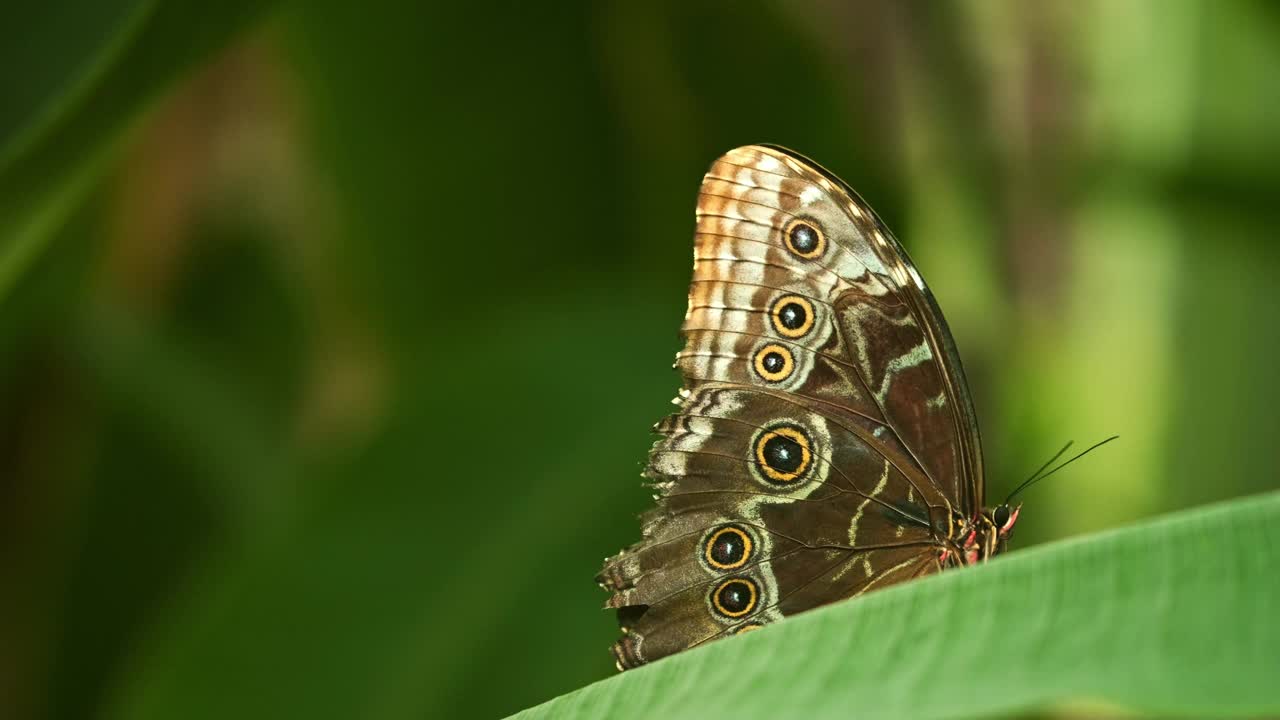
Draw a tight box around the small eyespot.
[704,525,753,570]
[784,219,825,259]
[754,425,812,484]
[770,295,815,338]
[711,578,758,618]
[733,622,765,635]
[753,343,794,382]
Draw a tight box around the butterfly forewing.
[598,145,984,670]
[776,145,985,512]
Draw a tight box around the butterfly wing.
[598,145,983,669]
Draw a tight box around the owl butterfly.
[597,145,1020,671]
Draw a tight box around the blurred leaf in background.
[0,1,1277,719]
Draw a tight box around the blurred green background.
[2,1,1278,718]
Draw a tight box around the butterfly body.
[598,146,1017,671]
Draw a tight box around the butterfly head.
[961,503,1021,564]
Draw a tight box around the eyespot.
[733,622,765,635]
[711,578,758,618]
[784,219,825,259]
[770,295,815,339]
[754,425,812,484]
[753,343,794,382]
[704,525,753,570]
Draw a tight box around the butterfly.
[596,145,1020,671]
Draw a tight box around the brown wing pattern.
[598,145,983,669]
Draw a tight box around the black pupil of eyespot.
[711,531,745,565]
[763,434,803,473]
[761,352,786,373]
[778,302,807,329]
[790,224,817,252]
[718,581,752,612]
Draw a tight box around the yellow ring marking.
[733,622,765,635]
[704,526,753,570]
[783,218,826,259]
[770,295,816,339]
[753,343,794,382]
[711,578,759,618]
[754,426,812,484]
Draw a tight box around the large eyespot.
[783,219,825,259]
[704,525,753,570]
[770,295,815,338]
[754,425,812,484]
[711,578,758,618]
[753,343,794,382]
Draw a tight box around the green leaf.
[513,491,1280,719]
[0,0,274,303]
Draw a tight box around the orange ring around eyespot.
[711,578,758,618]
[753,343,794,382]
[754,426,812,484]
[704,526,753,570]
[783,218,826,259]
[733,622,765,635]
[770,295,816,339]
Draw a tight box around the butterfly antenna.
[1006,436,1119,504]
[1005,440,1073,504]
